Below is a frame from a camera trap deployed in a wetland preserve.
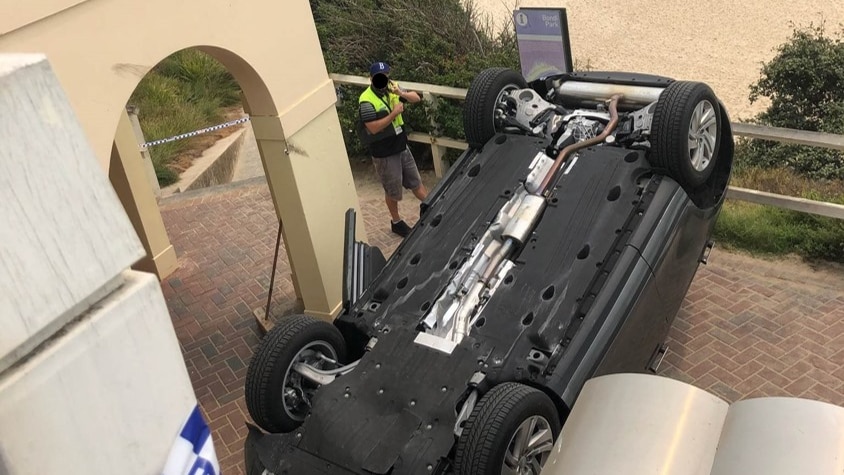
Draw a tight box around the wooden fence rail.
[331,74,844,220]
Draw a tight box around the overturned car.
[242,67,734,475]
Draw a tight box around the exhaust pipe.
[537,94,624,195]
[555,81,663,109]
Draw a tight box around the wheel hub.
[493,84,521,131]
[281,341,337,421]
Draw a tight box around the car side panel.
[543,246,654,406]
[543,177,715,403]
[594,179,723,378]
[641,182,723,325]
[591,252,667,376]
[592,183,691,376]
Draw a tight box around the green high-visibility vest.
[359,86,405,129]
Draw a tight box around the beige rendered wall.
[0,0,364,318]
[0,0,340,165]
[110,109,179,278]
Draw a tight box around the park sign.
[513,8,574,82]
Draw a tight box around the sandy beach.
[470,0,844,119]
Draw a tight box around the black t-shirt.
[359,100,408,158]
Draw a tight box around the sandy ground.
[470,0,844,120]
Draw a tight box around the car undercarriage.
[243,68,734,475]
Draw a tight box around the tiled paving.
[158,173,844,475]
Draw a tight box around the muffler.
[555,81,665,109]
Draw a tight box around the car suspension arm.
[293,360,360,386]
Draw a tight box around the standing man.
[358,61,428,237]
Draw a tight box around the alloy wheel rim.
[688,99,717,172]
[502,415,554,475]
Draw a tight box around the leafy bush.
[741,23,844,179]
[311,0,521,159]
[129,49,242,186]
[717,23,844,262]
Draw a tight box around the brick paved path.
[158,176,843,475]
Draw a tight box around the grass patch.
[715,164,844,263]
[129,49,241,186]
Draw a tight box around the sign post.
[513,8,574,82]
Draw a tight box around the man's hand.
[364,101,405,135]
[390,80,422,103]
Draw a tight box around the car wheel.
[650,81,722,189]
[464,67,528,148]
[244,314,346,433]
[454,382,560,475]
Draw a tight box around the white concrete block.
[0,54,145,373]
[544,373,728,475]
[0,271,197,475]
[711,397,844,475]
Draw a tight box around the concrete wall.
[0,54,200,474]
[178,128,246,193]
[0,54,145,375]
[0,0,366,318]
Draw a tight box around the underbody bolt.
[427,464,433,471]
[378,389,384,395]
[344,393,350,398]
[426,424,432,430]
[441,386,447,393]
[410,400,416,406]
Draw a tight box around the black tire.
[650,81,722,188]
[454,383,561,475]
[244,314,346,433]
[463,67,528,148]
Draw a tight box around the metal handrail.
[331,73,844,220]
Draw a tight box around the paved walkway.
[158,174,844,475]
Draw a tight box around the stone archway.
[1,3,369,472]
[0,0,366,320]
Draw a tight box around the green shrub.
[719,22,844,263]
[741,23,844,179]
[311,0,520,160]
[154,163,179,186]
[156,50,242,107]
[129,49,242,186]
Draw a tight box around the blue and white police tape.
[142,117,251,149]
[162,405,220,475]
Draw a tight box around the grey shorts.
[372,147,422,201]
